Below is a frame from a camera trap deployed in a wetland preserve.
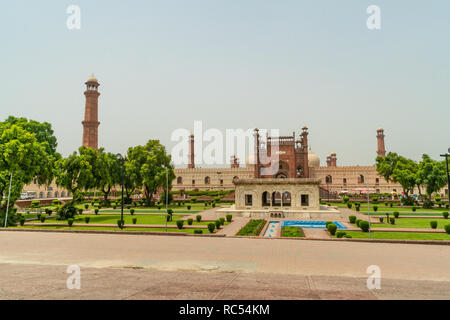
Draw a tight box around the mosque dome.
[87,75,98,83]
[308,150,320,167]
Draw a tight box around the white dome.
[308,150,320,167]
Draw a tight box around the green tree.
[126,140,175,206]
[95,149,121,204]
[416,154,447,199]
[376,153,418,196]
[0,119,58,224]
[55,146,98,203]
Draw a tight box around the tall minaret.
[82,75,100,150]
[376,127,386,157]
[188,133,195,168]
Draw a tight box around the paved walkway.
[26,223,208,229]
[216,217,250,236]
[303,229,331,239]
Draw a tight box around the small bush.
[443,212,449,219]
[208,223,215,233]
[212,202,216,208]
[187,218,193,225]
[359,220,370,232]
[126,205,131,210]
[196,215,202,222]
[336,231,346,238]
[393,211,399,219]
[187,205,192,210]
[214,220,221,230]
[117,220,124,229]
[390,218,395,225]
[68,218,74,227]
[85,216,90,224]
[423,199,434,209]
[355,219,361,227]
[379,217,383,223]
[412,206,417,212]
[132,218,137,224]
[390,203,393,208]
[94,208,99,215]
[176,220,184,229]
[20,216,25,226]
[373,206,378,212]
[219,217,225,225]
[327,223,337,236]
[84,204,89,209]
[325,221,333,228]
[130,208,135,215]
[226,214,232,222]
[430,221,438,229]
[349,215,356,224]
[355,206,360,212]
[347,203,352,209]
[194,229,203,234]
[40,216,46,223]
[445,224,450,234]
[113,204,117,209]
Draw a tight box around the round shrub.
[355,219,361,227]
[207,223,215,233]
[84,217,90,224]
[94,208,99,215]
[226,214,232,222]
[176,220,184,230]
[117,219,124,229]
[347,203,352,209]
[430,221,438,229]
[130,208,135,215]
[390,218,395,225]
[327,223,337,236]
[389,202,393,207]
[68,218,74,227]
[132,218,137,224]
[196,215,201,222]
[443,212,449,219]
[187,205,192,210]
[355,206,360,212]
[194,229,203,234]
[219,217,225,225]
[325,221,333,228]
[379,217,383,223]
[359,220,370,232]
[214,220,221,230]
[349,215,356,224]
[212,202,216,208]
[187,218,193,225]
[373,205,378,212]
[19,216,25,226]
[445,224,450,234]
[77,208,83,215]
[393,211,399,218]
[412,206,417,212]
[40,216,46,223]
[336,231,347,238]
[113,204,117,209]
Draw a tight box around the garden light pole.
[366,184,371,240]
[165,166,168,232]
[440,148,450,207]
[116,154,125,225]
[3,173,13,228]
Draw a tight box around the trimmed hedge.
[327,223,337,236]
[349,215,356,224]
[237,219,266,236]
[430,221,438,229]
[359,220,370,232]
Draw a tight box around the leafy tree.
[55,146,98,203]
[95,149,121,204]
[416,154,447,199]
[126,140,175,206]
[376,153,418,196]
[0,119,58,215]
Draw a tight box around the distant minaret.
[376,128,386,157]
[188,133,195,168]
[82,75,100,150]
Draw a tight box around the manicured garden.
[281,226,305,238]
[372,217,450,229]
[236,219,266,236]
[333,231,450,241]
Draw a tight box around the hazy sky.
[1,0,449,167]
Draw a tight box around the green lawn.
[11,225,210,234]
[281,226,305,238]
[370,218,450,229]
[335,231,450,241]
[237,220,266,236]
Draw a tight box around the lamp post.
[440,148,450,207]
[164,166,168,232]
[3,173,13,228]
[116,154,125,226]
